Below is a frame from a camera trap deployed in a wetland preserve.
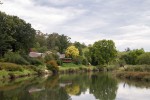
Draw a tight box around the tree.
[47,33,59,51]
[35,30,47,47]
[137,52,150,65]
[0,11,36,56]
[121,48,144,65]
[65,46,79,58]
[90,40,117,65]
[58,34,71,53]
[47,33,70,53]
[74,41,83,56]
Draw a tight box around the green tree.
[137,52,150,65]
[35,30,47,47]
[90,40,117,65]
[74,41,83,56]
[121,48,144,65]
[65,46,79,58]
[58,34,71,53]
[0,11,36,56]
[47,33,70,53]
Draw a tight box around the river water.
[0,73,150,100]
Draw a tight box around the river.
[0,73,150,100]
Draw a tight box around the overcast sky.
[0,0,150,51]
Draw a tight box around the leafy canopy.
[65,46,79,58]
[90,40,117,65]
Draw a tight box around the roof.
[29,52,43,58]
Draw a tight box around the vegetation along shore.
[0,11,150,82]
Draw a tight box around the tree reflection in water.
[90,74,118,100]
[0,73,119,100]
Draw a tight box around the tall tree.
[58,34,71,53]
[0,11,36,56]
[47,33,70,53]
[90,40,117,65]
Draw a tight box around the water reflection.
[0,73,150,100]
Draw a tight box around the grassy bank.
[59,63,98,73]
[116,71,150,82]
[0,62,48,80]
[114,65,150,82]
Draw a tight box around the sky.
[0,0,150,51]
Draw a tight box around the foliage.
[46,60,59,73]
[73,56,83,65]
[65,46,79,58]
[89,40,117,65]
[0,62,23,71]
[0,11,36,56]
[35,30,47,47]
[23,55,44,66]
[57,60,63,66]
[44,53,59,62]
[116,72,150,81]
[73,41,86,56]
[125,65,150,72]
[4,52,29,65]
[84,50,91,63]
[137,52,150,65]
[82,58,88,65]
[121,48,144,65]
[47,33,70,53]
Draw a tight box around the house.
[57,52,72,63]
[29,52,44,58]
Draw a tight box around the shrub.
[73,56,83,65]
[44,53,58,62]
[0,62,23,71]
[57,60,63,66]
[82,58,88,65]
[46,60,59,74]
[4,52,29,65]
[23,55,43,66]
[138,52,150,65]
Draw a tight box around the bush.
[82,58,88,65]
[125,65,150,72]
[23,55,44,66]
[4,52,29,65]
[44,53,59,62]
[46,60,59,74]
[138,52,150,65]
[0,62,23,71]
[73,56,83,65]
[57,60,63,66]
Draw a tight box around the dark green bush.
[82,58,88,65]
[73,56,83,65]
[23,55,43,66]
[138,52,150,65]
[57,60,63,66]
[46,60,59,74]
[4,52,29,65]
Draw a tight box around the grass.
[0,62,47,80]
[59,63,97,73]
[116,71,150,82]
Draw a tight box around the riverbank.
[0,62,51,80]
[116,71,150,82]
[109,65,150,82]
[59,63,98,73]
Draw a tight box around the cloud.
[0,0,150,51]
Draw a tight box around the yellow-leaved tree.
[65,46,79,58]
